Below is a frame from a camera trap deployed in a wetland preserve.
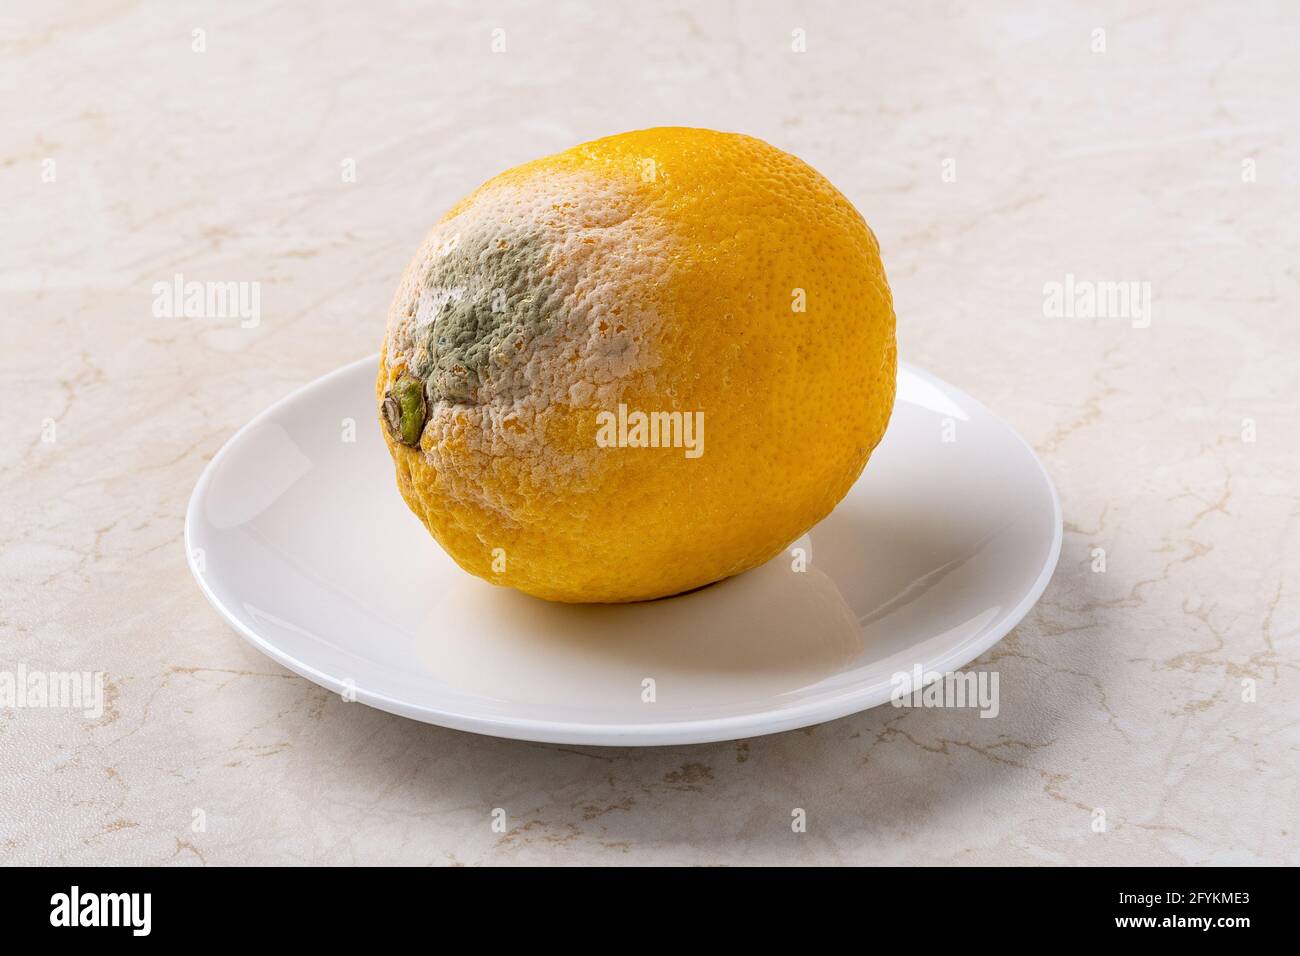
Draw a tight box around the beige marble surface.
[3,0,1298,865]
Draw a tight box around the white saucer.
[185,355,1061,746]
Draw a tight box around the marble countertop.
[3,1,1296,865]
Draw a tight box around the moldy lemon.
[378,127,896,603]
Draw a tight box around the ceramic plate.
[185,355,1060,746]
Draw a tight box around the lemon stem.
[383,376,427,446]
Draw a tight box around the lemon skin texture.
[378,127,896,603]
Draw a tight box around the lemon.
[378,127,896,603]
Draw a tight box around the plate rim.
[185,354,1063,746]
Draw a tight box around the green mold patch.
[415,227,561,404]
